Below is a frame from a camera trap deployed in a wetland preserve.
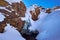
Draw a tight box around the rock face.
[53,6,60,10]
[0,0,26,33]
[11,1,26,17]
[45,8,51,14]
[0,0,10,6]
[30,5,40,21]
[0,20,7,33]
[29,5,53,21]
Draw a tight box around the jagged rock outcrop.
[0,0,26,33]
[53,6,60,10]
[0,0,10,6]
[30,5,40,21]
[45,8,51,14]
[0,19,7,33]
[29,6,60,21]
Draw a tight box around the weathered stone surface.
[0,0,10,6]
[30,7,40,21]
[0,0,26,33]
[45,8,51,14]
[53,6,60,10]
[0,19,7,33]
[11,1,26,17]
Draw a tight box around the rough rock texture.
[0,0,10,6]
[11,1,26,17]
[45,8,51,14]
[30,7,40,21]
[53,6,60,10]
[0,20,6,33]
[0,0,26,33]
[21,30,39,40]
[0,0,60,40]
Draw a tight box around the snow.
[29,9,60,40]
[30,4,39,11]
[0,9,25,40]
[0,24,25,40]
[0,7,11,12]
[0,10,25,40]
[5,0,22,4]
[29,9,49,31]
[0,13,5,22]
[27,5,60,40]
[0,0,25,40]
[36,10,60,40]
[0,0,60,40]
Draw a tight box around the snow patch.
[5,0,22,4]
[0,7,11,12]
[0,13,5,22]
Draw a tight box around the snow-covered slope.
[0,13,5,22]
[0,24,25,40]
[26,5,60,40]
[29,8,60,40]
[29,9,49,31]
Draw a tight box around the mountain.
[0,0,60,40]
[28,5,60,40]
[0,0,26,40]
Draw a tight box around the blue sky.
[22,0,60,8]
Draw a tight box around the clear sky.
[22,0,60,8]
